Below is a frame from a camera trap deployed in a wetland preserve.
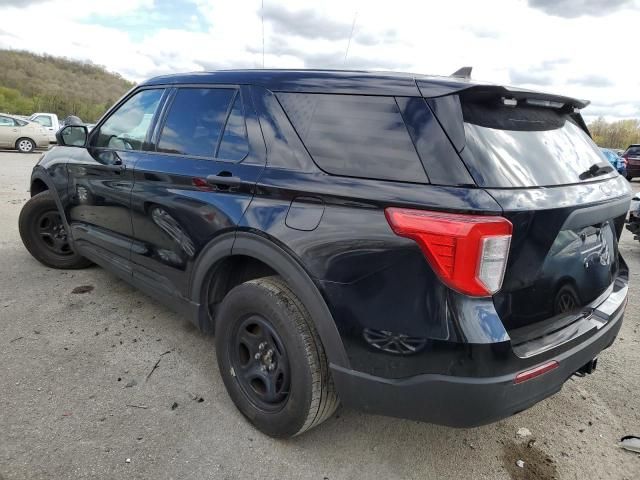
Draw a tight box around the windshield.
[461,105,614,188]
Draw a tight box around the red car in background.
[623,144,640,180]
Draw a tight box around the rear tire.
[18,191,92,269]
[16,138,35,153]
[215,276,339,437]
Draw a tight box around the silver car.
[0,113,50,153]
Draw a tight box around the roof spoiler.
[459,85,590,111]
[450,66,472,79]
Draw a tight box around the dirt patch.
[501,439,558,480]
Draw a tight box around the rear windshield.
[626,146,640,156]
[461,102,615,188]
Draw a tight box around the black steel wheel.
[35,210,73,256]
[231,314,291,412]
[215,276,338,437]
[19,191,92,269]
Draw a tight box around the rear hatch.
[426,87,631,335]
[625,145,640,167]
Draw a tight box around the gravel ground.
[1,151,639,480]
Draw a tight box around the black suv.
[19,70,630,437]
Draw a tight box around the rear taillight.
[384,208,512,297]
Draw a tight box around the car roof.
[0,112,26,121]
[140,69,589,107]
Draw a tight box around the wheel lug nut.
[254,353,261,360]
[268,364,275,371]
[260,365,267,372]
[259,342,266,350]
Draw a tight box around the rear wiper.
[579,163,614,180]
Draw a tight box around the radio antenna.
[343,11,358,65]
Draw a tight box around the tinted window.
[158,88,234,157]
[217,94,249,160]
[33,115,52,127]
[460,102,615,187]
[626,146,640,155]
[95,89,163,150]
[277,93,428,183]
[0,116,15,126]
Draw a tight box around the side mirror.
[56,125,88,147]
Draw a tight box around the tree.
[589,117,640,149]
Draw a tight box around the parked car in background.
[28,113,60,143]
[0,113,49,152]
[600,148,627,177]
[18,69,631,438]
[622,145,640,181]
[60,115,83,128]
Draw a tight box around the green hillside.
[0,49,134,123]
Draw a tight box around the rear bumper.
[331,287,625,428]
[626,165,640,177]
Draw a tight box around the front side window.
[157,88,236,157]
[94,89,164,150]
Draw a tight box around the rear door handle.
[206,172,242,187]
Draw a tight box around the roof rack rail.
[450,66,472,79]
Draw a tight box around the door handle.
[206,172,242,187]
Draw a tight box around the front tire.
[16,138,35,153]
[18,191,92,269]
[215,276,339,437]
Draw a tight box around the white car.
[28,112,60,143]
[0,113,50,153]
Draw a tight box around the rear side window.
[277,93,428,183]
[460,101,615,187]
[157,88,248,161]
[33,115,52,127]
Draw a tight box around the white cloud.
[0,0,638,120]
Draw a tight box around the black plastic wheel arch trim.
[189,231,350,368]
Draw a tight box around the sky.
[0,0,638,121]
